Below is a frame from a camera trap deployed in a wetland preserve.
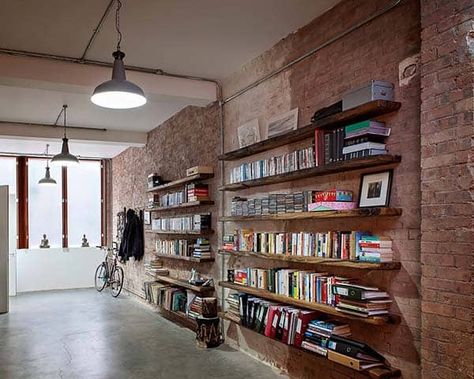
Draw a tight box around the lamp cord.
[63,105,68,138]
[116,0,123,51]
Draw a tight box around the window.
[67,161,102,247]
[0,157,17,195]
[28,159,63,248]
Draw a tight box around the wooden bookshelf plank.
[219,312,401,378]
[219,100,401,161]
[219,155,401,191]
[147,173,214,192]
[154,275,215,293]
[220,207,402,222]
[145,229,214,236]
[159,308,197,331]
[218,249,401,270]
[154,253,215,263]
[147,200,214,212]
[218,281,399,325]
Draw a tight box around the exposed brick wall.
[111,104,220,297]
[420,1,473,378]
[221,0,421,378]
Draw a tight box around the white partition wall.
[0,186,9,313]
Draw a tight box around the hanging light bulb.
[91,0,146,109]
[38,144,57,186]
[51,105,79,167]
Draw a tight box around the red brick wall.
[420,1,473,378]
[221,1,422,378]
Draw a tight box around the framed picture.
[266,108,298,138]
[144,211,151,225]
[358,170,393,208]
[237,118,261,148]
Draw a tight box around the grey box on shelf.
[342,80,394,111]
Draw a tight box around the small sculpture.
[81,234,89,247]
[39,234,50,248]
[189,268,198,284]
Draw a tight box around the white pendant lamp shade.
[91,51,146,109]
[50,137,79,167]
[38,167,57,186]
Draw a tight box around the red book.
[264,306,277,337]
[269,307,281,339]
[294,310,318,347]
[281,311,291,344]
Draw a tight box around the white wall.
[16,247,105,292]
[0,186,8,313]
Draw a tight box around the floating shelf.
[220,207,402,222]
[219,155,401,191]
[147,173,214,192]
[218,281,399,326]
[219,100,401,161]
[159,307,197,331]
[155,275,215,293]
[154,253,215,263]
[220,312,401,379]
[147,200,214,212]
[218,250,401,270]
[146,229,214,236]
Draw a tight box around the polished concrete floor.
[0,289,285,379]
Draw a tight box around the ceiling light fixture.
[51,105,79,167]
[38,144,57,186]
[91,0,146,109]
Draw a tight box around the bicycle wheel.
[94,263,107,292]
[110,266,124,298]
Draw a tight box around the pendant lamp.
[91,0,146,109]
[51,105,79,167]
[38,144,57,186]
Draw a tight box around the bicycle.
[94,242,124,298]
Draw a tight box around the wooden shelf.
[219,155,401,191]
[146,229,214,236]
[154,275,215,293]
[154,253,214,263]
[220,207,402,222]
[147,173,214,192]
[147,200,214,212]
[159,307,197,331]
[220,312,401,379]
[219,100,401,161]
[218,281,399,326]
[218,250,401,270]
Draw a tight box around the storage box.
[186,166,213,177]
[147,173,162,189]
[342,80,394,111]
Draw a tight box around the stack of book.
[225,293,241,323]
[302,320,351,356]
[358,235,393,262]
[342,120,390,160]
[308,189,357,212]
[193,238,211,259]
[186,183,210,202]
[229,146,315,184]
[222,234,235,250]
[332,283,392,318]
[144,260,169,276]
[188,296,203,319]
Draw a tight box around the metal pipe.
[0,120,107,132]
[80,0,116,61]
[223,0,402,104]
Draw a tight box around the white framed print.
[358,170,393,208]
[237,118,261,148]
[266,108,298,139]
[144,211,151,225]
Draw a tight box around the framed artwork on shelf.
[358,170,393,208]
[237,118,261,148]
[144,211,151,225]
[266,108,298,138]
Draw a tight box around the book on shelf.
[151,213,211,232]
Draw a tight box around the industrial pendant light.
[38,144,57,186]
[51,105,79,167]
[91,0,146,109]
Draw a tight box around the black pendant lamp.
[91,0,146,109]
[51,105,79,167]
[38,144,57,186]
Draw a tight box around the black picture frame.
[358,169,393,208]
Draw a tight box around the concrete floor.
[0,289,285,379]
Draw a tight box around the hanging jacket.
[118,209,144,262]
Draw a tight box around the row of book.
[226,292,387,370]
[225,230,394,262]
[229,146,315,184]
[155,238,211,259]
[143,281,186,312]
[230,268,392,317]
[151,214,211,232]
[314,120,391,164]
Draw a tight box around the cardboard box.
[186,166,214,176]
